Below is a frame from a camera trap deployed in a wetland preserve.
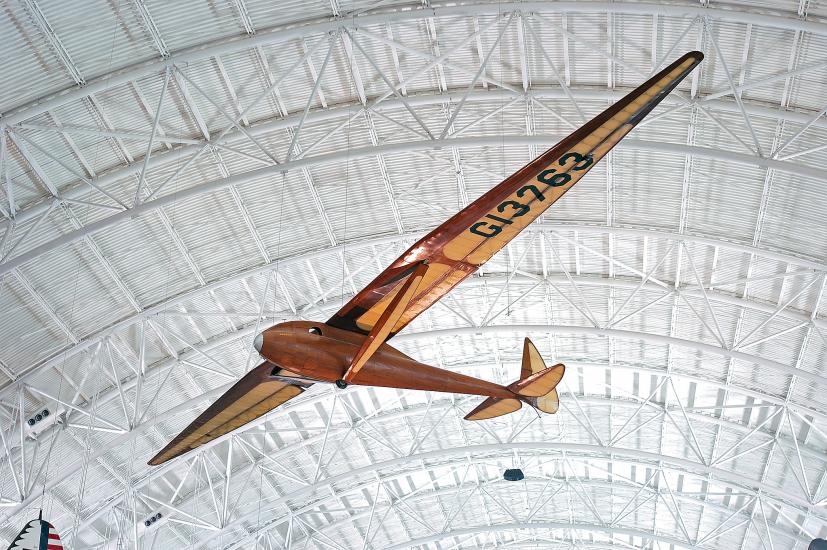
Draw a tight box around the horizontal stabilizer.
[149,362,308,465]
[465,338,564,421]
[464,397,522,421]
[523,387,561,415]
[509,363,565,397]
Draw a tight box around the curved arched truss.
[1,1,827,548]
[1,226,825,548]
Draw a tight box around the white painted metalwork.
[1,1,826,549]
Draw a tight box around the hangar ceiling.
[0,0,826,548]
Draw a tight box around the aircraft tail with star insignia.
[6,513,63,550]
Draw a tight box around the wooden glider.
[150,52,703,465]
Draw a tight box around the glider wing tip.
[148,442,190,465]
[685,50,704,65]
[148,452,170,466]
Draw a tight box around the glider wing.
[148,362,309,465]
[327,51,703,337]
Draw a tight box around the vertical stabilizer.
[520,337,547,379]
[465,338,564,420]
[512,338,564,414]
[6,517,63,550]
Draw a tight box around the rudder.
[520,337,546,378]
[464,338,565,421]
[511,338,564,400]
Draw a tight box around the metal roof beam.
[196,440,824,548]
[222,160,270,264]
[64,394,810,546]
[384,522,704,550]
[32,357,827,536]
[17,380,825,542]
[18,0,84,86]
[130,81,174,151]
[61,325,817,445]
[394,324,826,386]
[3,130,826,278]
[4,1,827,123]
[11,269,78,344]
[4,223,826,401]
[292,490,736,550]
[8,129,144,318]
[171,72,211,141]
[1,238,823,524]
[5,86,825,228]
[229,0,255,35]
[133,0,169,58]
[7,131,59,198]
[340,32,404,234]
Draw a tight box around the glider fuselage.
[257,321,514,399]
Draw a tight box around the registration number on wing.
[469,151,594,238]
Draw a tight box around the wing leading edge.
[148,362,309,465]
[327,52,703,337]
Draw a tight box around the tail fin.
[7,516,63,550]
[464,338,565,420]
[520,337,546,379]
[509,361,564,414]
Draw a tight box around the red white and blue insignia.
[6,517,63,550]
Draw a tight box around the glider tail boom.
[464,338,564,420]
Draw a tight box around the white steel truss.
[1,1,826,549]
[1,226,825,548]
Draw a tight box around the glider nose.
[253,333,263,353]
